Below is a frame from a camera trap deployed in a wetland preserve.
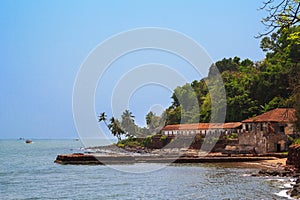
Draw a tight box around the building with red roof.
[161,122,242,136]
[239,108,296,153]
[161,108,297,154]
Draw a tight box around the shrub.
[293,138,300,144]
[141,136,152,147]
[117,143,125,148]
[225,132,238,140]
[160,135,167,141]
[117,137,142,148]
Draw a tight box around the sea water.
[0,140,294,199]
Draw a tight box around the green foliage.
[163,25,299,125]
[193,134,203,144]
[120,110,138,138]
[146,111,163,135]
[225,133,238,140]
[258,0,300,36]
[98,110,153,141]
[141,136,152,147]
[117,137,143,148]
[293,138,300,145]
[114,135,155,148]
[159,135,167,142]
[108,117,124,141]
[116,143,125,148]
[98,112,125,141]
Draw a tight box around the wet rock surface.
[287,145,300,168]
[289,178,300,199]
[257,164,297,177]
[286,145,300,199]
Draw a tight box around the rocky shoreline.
[256,165,300,199]
[249,146,300,199]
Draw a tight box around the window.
[280,126,285,133]
[245,124,249,131]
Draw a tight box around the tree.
[146,111,161,134]
[161,0,299,126]
[98,112,125,141]
[108,117,124,141]
[120,110,137,138]
[98,112,108,128]
[258,0,300,37]
[259,0,300,129]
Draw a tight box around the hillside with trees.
[164,25,299,125]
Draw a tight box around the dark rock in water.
[258,169,279,176]
[287,176,300,199]
[258,166,295,177]
[25,139,32,144]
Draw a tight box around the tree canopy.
[161,0,300,126]
[162,24,299,125]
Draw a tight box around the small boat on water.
[25,139,32,144]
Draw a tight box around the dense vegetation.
[164,25,300,125]
[162,0,300,127]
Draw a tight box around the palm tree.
[108,117,124,141]
[122,110,135,121]
[98,112,108,128]
[146,111,163,135]
[121,110,136,137]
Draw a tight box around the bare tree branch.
[257,0,300,37]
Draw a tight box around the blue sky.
[0,0,267,139]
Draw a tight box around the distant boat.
[25,139,32,144]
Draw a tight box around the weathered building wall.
[238,131,267,154]
[238,129,288,154]
[265,133,287,152]
[285,123,295,135]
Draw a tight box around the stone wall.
[287,144,300,168]
[238,130,287,154]
[239,131,266,153]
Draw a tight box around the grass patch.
[117,137,143,148]
[117,136,154,148]
[293,138,300,145]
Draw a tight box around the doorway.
[276,143,281,152]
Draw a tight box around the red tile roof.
[162,122,242,131]
[242,108,296,123]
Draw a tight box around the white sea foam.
[284,183,293,189]
[241,173,251,177]
[275,189,293,199]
